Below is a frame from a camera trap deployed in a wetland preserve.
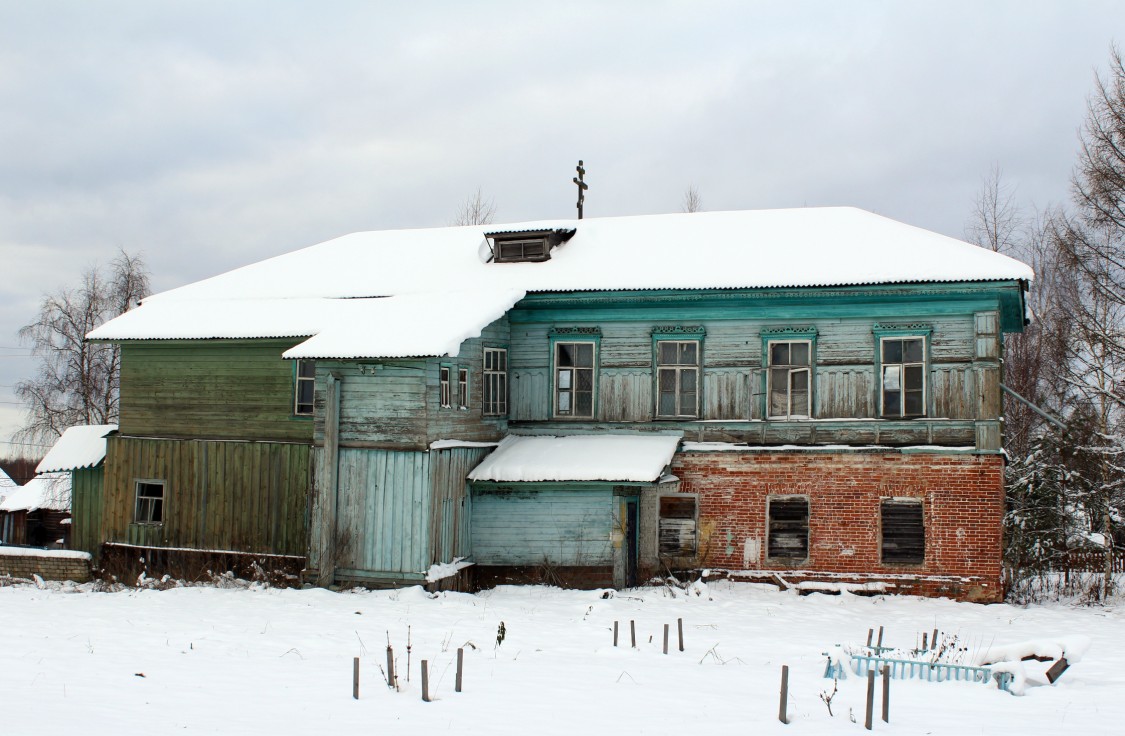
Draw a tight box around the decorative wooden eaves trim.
[872,322,934,336]
[760,326,818,338]
[548,326,603,336]
[651,325,706,337]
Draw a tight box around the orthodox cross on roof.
[573,160,588,219]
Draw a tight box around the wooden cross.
[573,160,588,219]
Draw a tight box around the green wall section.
[102,436,309,556]
[69,466,104,555]
[119,339,313,442]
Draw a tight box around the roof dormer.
[486,228,576,263]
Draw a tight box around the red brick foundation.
[672,450,1004,602]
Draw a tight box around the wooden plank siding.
[471,486,615,566]
[118,340,313,442]
[69,467,104,555]
[430,446,492,564]
[102,436,309,556]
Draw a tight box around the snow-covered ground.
[1,579,1121,735]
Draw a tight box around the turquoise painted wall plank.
[471,487,614,566]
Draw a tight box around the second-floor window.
[458,368,469,409]
[440,366,451,408]
[554,341,595,418]
[880,337,925,417]
[656,340,700,418]
[483,348,508,416]
[294,359,315,416]
[768,341,810,419]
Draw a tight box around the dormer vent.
[486,228,577,264]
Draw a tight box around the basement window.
[659,495,698,556]
[881,499,925,564]
[767,496,809,560]
[135,480,165,525]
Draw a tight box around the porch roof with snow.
[36,424,118,474]
[87,207,1034,359]
[0,473,71,513]
[467,434,683,483]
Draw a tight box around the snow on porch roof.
[467,434,683,483]
[36,424,118,473]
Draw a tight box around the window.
[458,368,469,409]
[135,480,165,525]
[483,347,508,416]
[554,341,596,418]
[496,238,550,262]
[440,366,451,408]
[768,341,811,419]
[767,496,809,560]
[656,341,700,418]
[294,359,315,415]
[659,495,698,556]
[881,499,924,564]
[880,337,925,417]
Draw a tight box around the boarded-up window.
[767,497,809,560]
[659,496,697,556]
[881,499,924,563]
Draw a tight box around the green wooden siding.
[471,486,615,566]
[119,339,313,442]
[102,436,309,556]
[69,466,104,555]
[430,446,491,564]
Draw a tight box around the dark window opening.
[881,499,925,564]
[768,497,809,560]
[294,359,315,415]
[440,367,451,408]
[135,480,165,525]
[881,338,925,417]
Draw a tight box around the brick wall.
[0,550,92,583]
[672,451,1004,602]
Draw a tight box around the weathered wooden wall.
[102,436,309,555]
[69,466,104,555]
[470,486,615,566]
[430,446,491,564]
[119,340,313,442]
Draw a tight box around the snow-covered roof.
[0,473,71,513]
[36,424,117,473]
[467,434,682,483]
[0,467,17,504]
[88,207,1034,358]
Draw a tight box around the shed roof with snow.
[36,424,117,474]
[0,473,71,513]
[467,434,682,483]
[88,207,1034,359]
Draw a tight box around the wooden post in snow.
[867,628,873,647]
[876,625,884,648]
[630,620,636,648]
[353,657,360,700]
[613,621,619,647]
[865,670,875,730]
[386,645,395,689]
[778,665,789,724]
[663,624,669,654]
[677,618,684,651]
[456,648,464,693]
[881,664,890,723]
[421,660,430,702]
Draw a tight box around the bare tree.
[14,250,150,445]
[681,185,703,213]
[965,163,1022,253]
[453,187,496,226]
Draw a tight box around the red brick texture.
[672,451,1004,602]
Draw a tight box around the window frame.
[458,367,469,409]
[658,493,699,557]
[494,238,550,263]
[760,328,817,421]
[293,359,316,416]
[766,495,810,562]
[652,328,704,420]
[482,347,508,417]
[549,330,601,419]
[880,497,925,565]
[873,324,932,419]
[134,479,165,526]
[439,365,452,409]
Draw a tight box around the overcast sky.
[0,1,1120,452]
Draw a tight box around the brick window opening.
[135,480,165,525]
[768,496,809,560]
[881,499,925,564]
[483,347,508,416]
[440,366,451,408]
[659,496,698,556]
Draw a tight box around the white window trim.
[458,367,469,409]
[766,339,812,420]
[879,336,927,418]
[483,347,508,417]
[439,366,451,409]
